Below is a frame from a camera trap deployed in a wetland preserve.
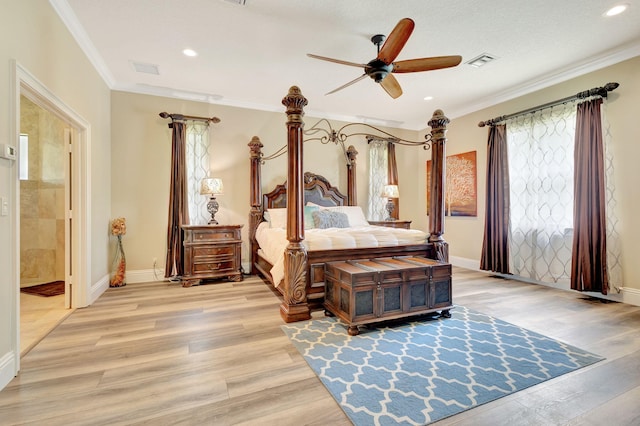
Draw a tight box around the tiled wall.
[19,96,66,288]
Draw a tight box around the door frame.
[11,61,91,370]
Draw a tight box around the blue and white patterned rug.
[282,306,604,425]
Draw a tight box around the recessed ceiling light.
[423,96,434,101]
[183,48,198,57]
[605,4,628,16]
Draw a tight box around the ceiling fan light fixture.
[466,53,497,68]
[183,48,198,57]
[307,18,461,99]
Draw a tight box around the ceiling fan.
[307,18,462,99]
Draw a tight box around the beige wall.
[431,56,640,293]
[115,58,640,299]
[0,0,111,388]
[111,90,430,271]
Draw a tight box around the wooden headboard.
[263,172,348,209]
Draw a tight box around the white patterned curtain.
[368,140,388,221]
[602,102,624,291]
[186,122,210,225]
[506,99,623,289]
[507,103,576,283]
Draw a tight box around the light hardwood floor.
[2,268,640,425]
[20,292,72,357]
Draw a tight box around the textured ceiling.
[54,0,640,129]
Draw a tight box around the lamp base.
[207,196,219,225]
[385,199,396,221]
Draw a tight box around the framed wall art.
[426,150,477,217]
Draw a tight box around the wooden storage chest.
[324,256,452,335]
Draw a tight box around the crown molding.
[49,0,115,88]
[450,40,640,120]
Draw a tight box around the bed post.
[427,109,450,262]
[346,145,358,206]
[280,86,311,322]
[248,136,263,275]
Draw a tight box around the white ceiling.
[53,0,640,130]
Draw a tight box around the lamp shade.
[200,177,224,195]
[381,184,399,198]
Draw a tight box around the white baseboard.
[617,286,640,307]
[449,256,481,271]
[0,351,17,391]
[448,255,639,307]
[89,274,110,305]
[125,262,252,284]
[126,268,168,284]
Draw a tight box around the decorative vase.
[110,235,127,287]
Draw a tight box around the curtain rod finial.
[159,112,169,119]
[478,121,487,128]
[605,82,619,92]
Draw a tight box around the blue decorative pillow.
[304,205,319,230]
[312,210,350,229]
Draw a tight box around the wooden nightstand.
[368,220,412,229]
[181,224,243,287]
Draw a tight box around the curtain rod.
[159,111,221,124]
[477,82,619,127]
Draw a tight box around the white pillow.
[332,206,369,227]
[305,203,369,227]
[266,208,287,228]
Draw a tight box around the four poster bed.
[248,86,450,323]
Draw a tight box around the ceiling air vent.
[466,53,497,68]
[131,61,160,75]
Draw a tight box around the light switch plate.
[0,144,16,160]
[0,197,8,216]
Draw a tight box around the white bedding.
[255,222,428,286]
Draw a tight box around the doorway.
[18,95,73,356]
[13,63,91,367]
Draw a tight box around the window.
[367,140,388,221]
[19,133,28,180]
[507,104,576,283]
[185,123,210,225]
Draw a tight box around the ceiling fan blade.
[307,53,366,68]
[377,18,415,64]
[392,55,462,73]
[325,74,368,95]
[379,73,402,99]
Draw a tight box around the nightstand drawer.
[193,260,236,274]
[191,228,240,242]
[368,220,412,229]
[192,245,235,258]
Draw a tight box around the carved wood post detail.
[281,86,310,322]
[248,136,263,274]
[346,145,358,206]
[428,109,449,262]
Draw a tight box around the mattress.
[255,222,428,286]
